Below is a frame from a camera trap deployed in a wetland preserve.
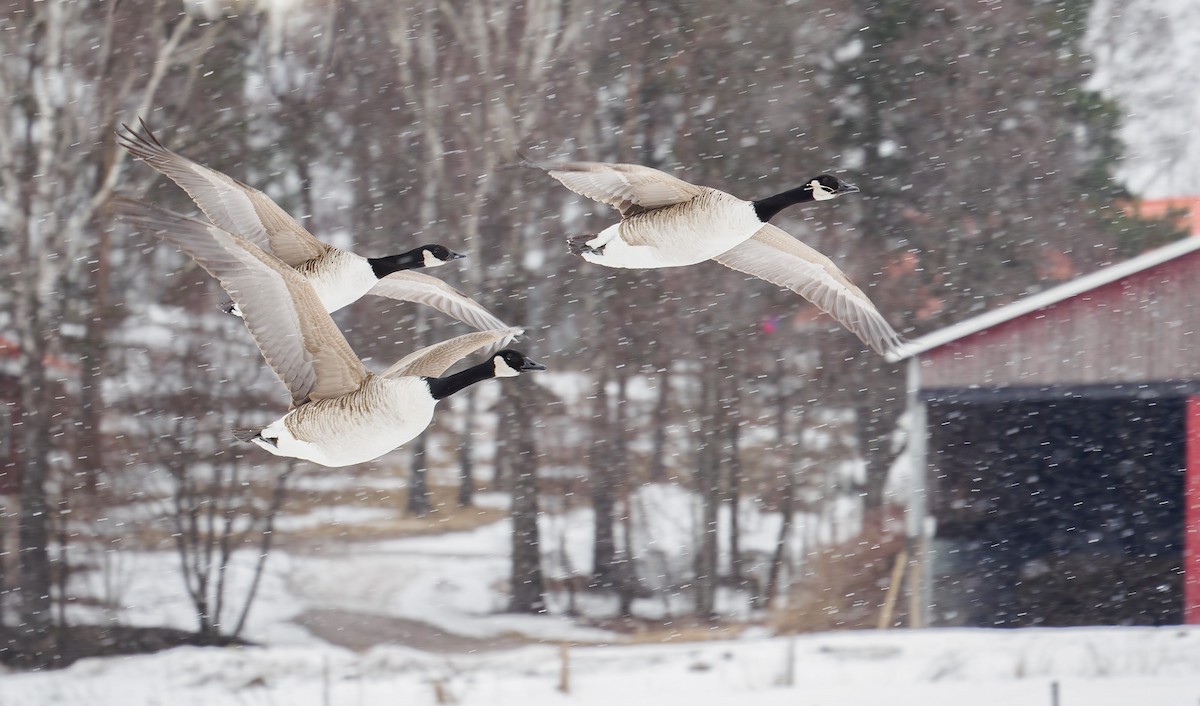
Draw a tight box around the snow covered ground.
[5,614,1199,705]
[11,488,1198,706]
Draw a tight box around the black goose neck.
[368,248,424,278]
[752,186,815,222]
[425,361,494,401]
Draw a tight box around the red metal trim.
[1185,396,1200,624]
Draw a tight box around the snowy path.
[292,607,531,652]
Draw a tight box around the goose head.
[418,244,466,268]
[369,244,465,278]
[753,174,861,221]
[425,349,546,400]
[492,349,547,378]
[806,174,859,202]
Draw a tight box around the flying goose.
[118,119,512,337]
[113,196,545,468]
[526,160,902,357]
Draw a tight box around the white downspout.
[905,354,930,628]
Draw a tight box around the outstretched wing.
[381,328,524,379]
[118,119,330,267]
[368,271,518,348]
[527,160,706,218]
[712,224,904,357]
[113,196,368,406]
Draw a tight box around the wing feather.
[528,160,705,217]
[368,271,518,347]
[118,120,330,267]
[381,328,524,379]
[113,196,367,405]
[712,224,904,357]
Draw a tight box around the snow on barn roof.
[887,234,1200,362]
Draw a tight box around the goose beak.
[836,180,860,195]
[446,250,467,261]
[518,356,547,372]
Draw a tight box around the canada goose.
[113,196,545,468]
[527,160,901,357]
[118,120,512,336]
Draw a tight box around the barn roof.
[888,234,1200,363]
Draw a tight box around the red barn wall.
[919,252,1200,389]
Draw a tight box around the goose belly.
[261,380,437,467]
[585,197,761,269]
[304,252,379,313]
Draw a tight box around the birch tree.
[382,0,594,611]
[0,1,223,662]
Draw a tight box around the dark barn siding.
[926,397,1184,627]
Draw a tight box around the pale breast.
[282,377,437,467]
[302,250,379,313]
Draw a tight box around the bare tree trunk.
[508,396,545,613]
[406,309,433,517]
[53,497,71,631]
[407,434,432,517]
[763,471,795,610]
[458,395,476,507]
[693,380,721,621]
[726,376,746,592]
[616,498,637,619]
[589,372,618,588]
[0,502,7,627]
[611,372,637,617]
[764,359,798,609]
[15,254,55,655]
[649,366,671,482]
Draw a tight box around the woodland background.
[0,0,1183,668]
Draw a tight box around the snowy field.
[3,624,1199,706]
[6,487,1199,706]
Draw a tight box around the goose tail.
[218,299,244,318]
[567,234,602,256]
[231,428,262,444]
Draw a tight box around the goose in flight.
[118,119,512,338]
[526,160,902,357]
[113,197,544,468]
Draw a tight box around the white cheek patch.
[493,357,521,378]
[810,180,835,201]
[423,250,447,267]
